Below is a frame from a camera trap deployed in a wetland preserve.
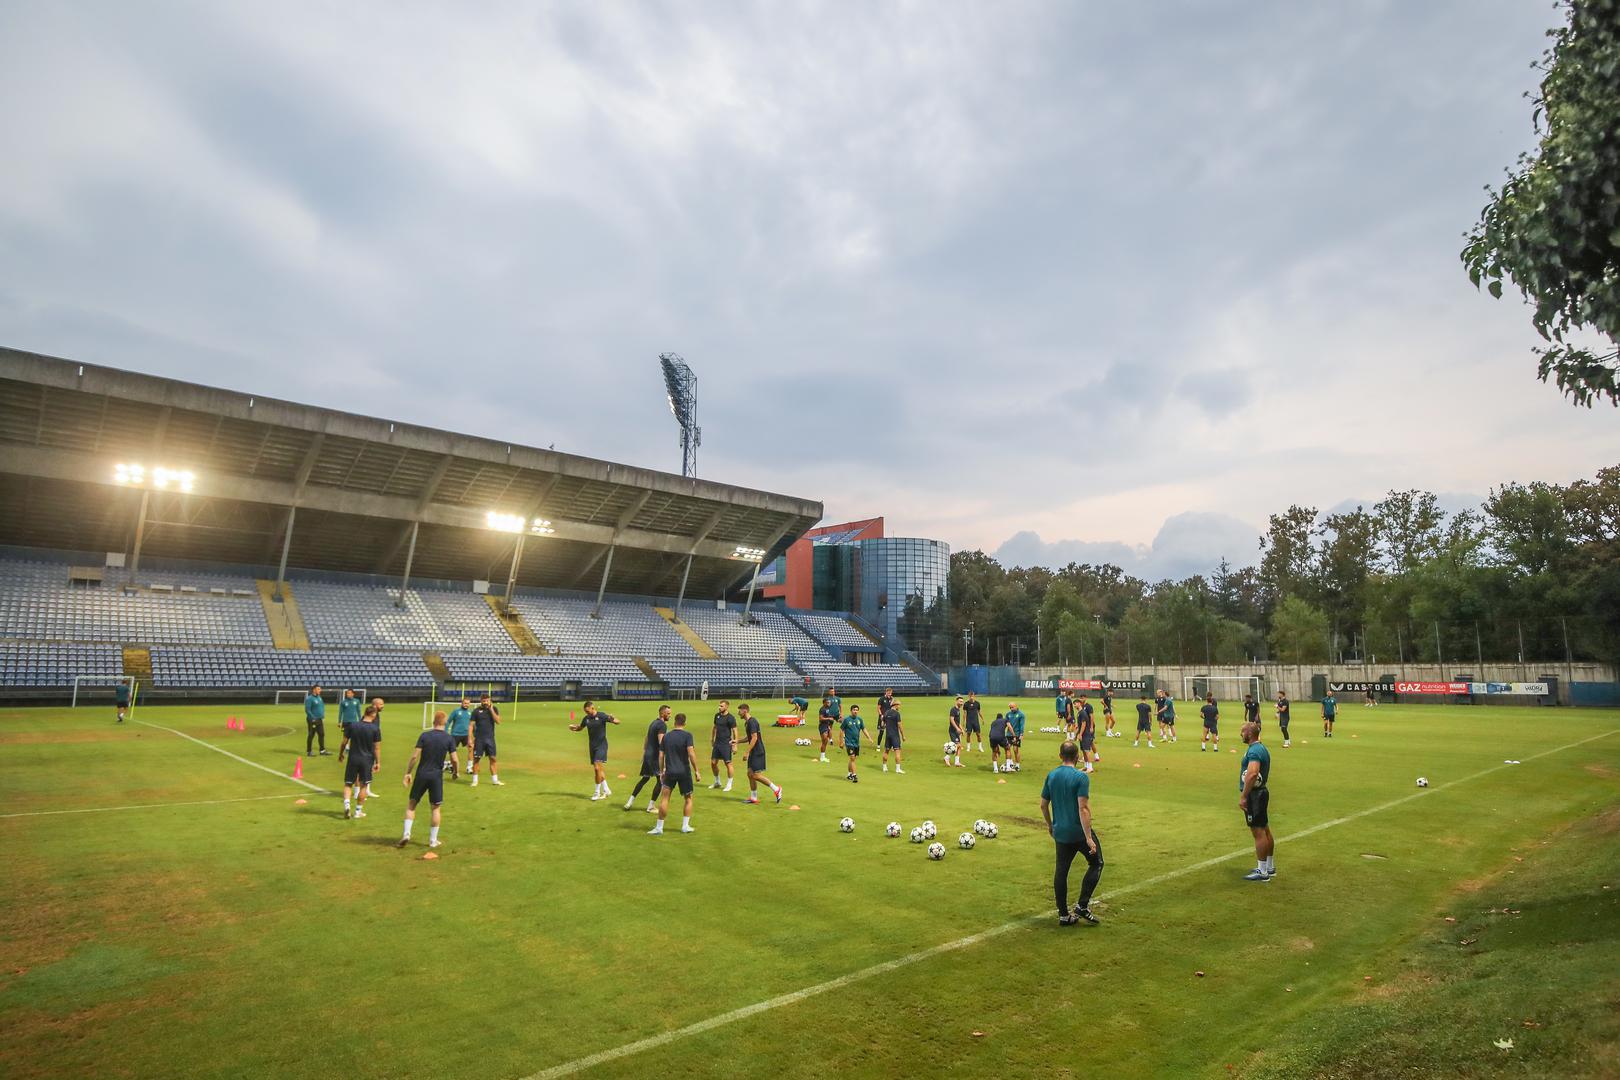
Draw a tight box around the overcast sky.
[3,1,1616,582]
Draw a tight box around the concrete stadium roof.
[0,348,822,598]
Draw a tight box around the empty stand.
[0,560,271,646]
[0,641,122,687]
[292,580,518,653]
[149,648,433,690]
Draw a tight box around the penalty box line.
[133,718,332,795]
[523,727,1620,1080]
[0,794,302,820]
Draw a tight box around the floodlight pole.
[675,553,693,613]
[593,544,616,617]
[504,533,526,613]
[129,488,152,574]
[396,520,420,609]
[273,506,296,601]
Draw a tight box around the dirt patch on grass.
[1005,815,1048,832]
[0,731,128,745]
[1363,969,1440,999]
[1591,805,1620,834]
[1288,936,1315,952]
[1584,763,1615,779]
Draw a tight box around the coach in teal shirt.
[1006,704,1027,737]
[1041,741,1103,924]
[303,686,328,756]
[337,689,362,731]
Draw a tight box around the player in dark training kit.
[114,678,132,723]
[989,713,1013,773]
[879,699,905,774]
[1200,695,1220,753]
[1320,691,1337,739]
[304,685,328,756]
[626,705,670,812]
[738,704,783,804]
[841,705,873,781]
[962,692,985,753]
[649,713,700,835]
[1239,721,1275,880]
[945,697,965,767]
[340,704,382,820]
[1243,693,1261,733]
[570,700,619,800]
[398,710,456,848]
[1101,688,1117,738]
[816,697,838,764]
[789,695,810,722]
[1133,695,1154,748]
[1042,740,1103,926]
[709,701,738,792]
[468,694,504,787]
[1275,692,1292,748]
[1156,690,1177,743]
[1075,700,1097,773]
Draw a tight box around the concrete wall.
[1015,662,1616,704]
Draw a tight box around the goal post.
[274,687,367,708]
[71,676,137,710]
[1181,675,1265,703]
[423,682,519,729]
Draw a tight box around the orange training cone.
[293,756,304,780]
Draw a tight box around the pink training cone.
[292,756,304,780]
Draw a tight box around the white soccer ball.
[909,826,925,844]
[943,741,957,755]
[1006,761,1020,773]
[885,821,902,838]
[1416,777,1429,788]
[921,821,937,840]
[973,818,989,836]
[983,822,998,839]
[839,817,855,832]
[958,832,976,849]
[927,841,946,860]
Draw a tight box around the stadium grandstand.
[0,348,941,700]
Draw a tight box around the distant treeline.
[948,465,1619,669]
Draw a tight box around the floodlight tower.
[659,352,700,478]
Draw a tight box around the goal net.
[423,685,519,729]
[1181,675,1266,704]
[71,676,137,710]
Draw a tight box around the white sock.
[402,818,413,839]
[343,797,351,808]
[429,826,439,844]
[491,772,499,782]
[723,780,732,791]
[682,816,691,829]
[1264,856,1274,872]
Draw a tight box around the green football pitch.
[3,698,1618,1079]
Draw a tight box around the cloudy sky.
[3,1,1616,582]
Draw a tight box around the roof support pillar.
[129,488,152,575]
[740,558,762,625]
[502,532,527,613]
[273,506,296,601]
[675,552,694,613]
[593,544,616,618]
[396,520,420,609]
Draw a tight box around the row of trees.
[948,465,1620,670]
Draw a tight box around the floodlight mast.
[659,352,701,478]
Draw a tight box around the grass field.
[3,697,1618,1079]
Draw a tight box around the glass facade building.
[856,538,951,668]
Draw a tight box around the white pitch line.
[0,794,301,819]
[133,718,332,794]
[522,727,1619,1080]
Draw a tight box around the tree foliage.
[1462,0,1620,406]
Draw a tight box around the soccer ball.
[972,818,989,836]
[909,826,925,844]
[943,741,957,755]
[982,822,998,839]
[958,832,976,849]
[886,821,902,838]
[927,841,946,860]
[1416,777,1429,788]
[1005,761,1020,773]
[839,817,855,832]
[921,821,937,840]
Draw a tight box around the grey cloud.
[993,511,1259,583]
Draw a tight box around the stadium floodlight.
[732,545,766,561]
[659,352,701,478]
[114,463,195,493]
[529,518,556,536]
[485,511,526,533]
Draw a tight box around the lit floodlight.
[733,545,766,561]
[486,511,526,533]
[529,518,556,536]
[115,463,192,492]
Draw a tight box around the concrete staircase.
[484,595,547,655]
[422,653,452,684]
[633,657,661,680]
[655,607,719,659]
[255,580,311,651]
[122,646,152,684]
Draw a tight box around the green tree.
[1258,505,1319,608]
[1462,0,1620,406]
[1267,596,1331,664]
[1372,489,1447,573]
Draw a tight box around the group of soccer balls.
[836,816,997,860]
[793,737,814,746]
